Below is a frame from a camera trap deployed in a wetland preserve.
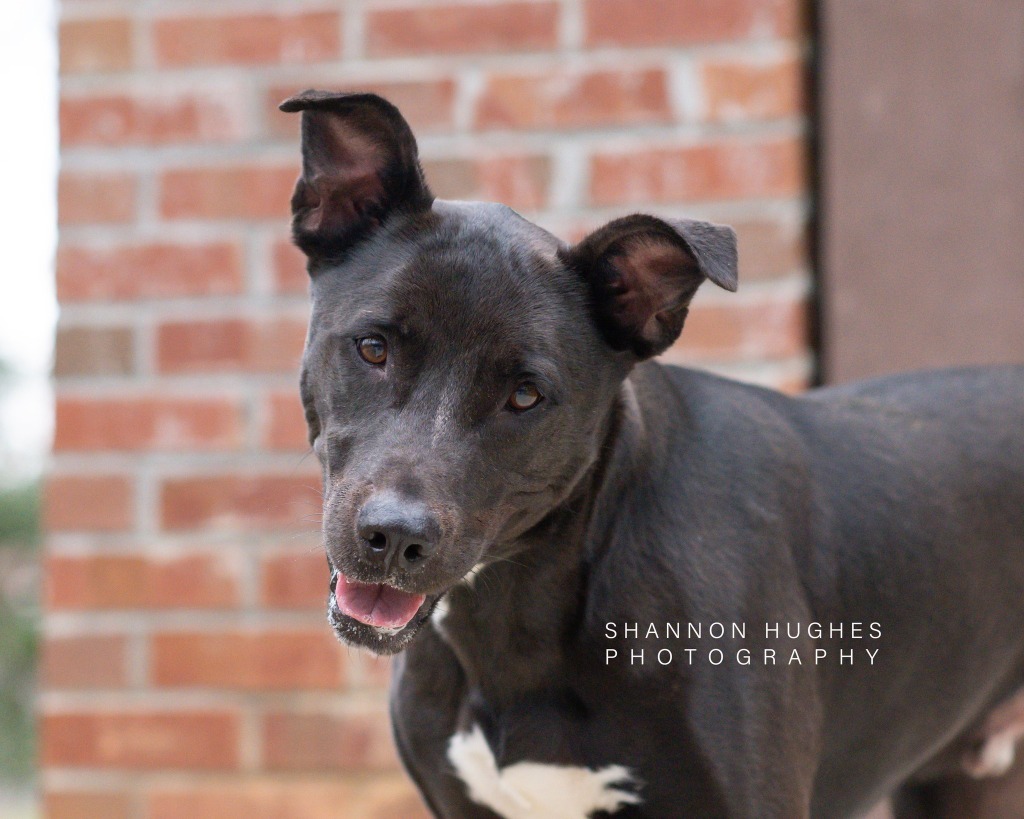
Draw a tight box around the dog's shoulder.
[628,361,809,471]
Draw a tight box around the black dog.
[281,91,1024,818]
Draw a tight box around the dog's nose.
[357,492,440,571]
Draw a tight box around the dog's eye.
[507,382,543,412]
[356,335,387,366]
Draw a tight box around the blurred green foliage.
[0,479,41,783]
[0,584,36,782]
[0,484,39,544]
[0,352,41,778]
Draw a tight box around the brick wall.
[43,1,810,816]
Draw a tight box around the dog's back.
[796,365,1024,812]
[630,363,1024,815]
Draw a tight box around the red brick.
[702,54,804,122]
[41,710,240,769]
[585,0,801,47]
[267,79,456,138]
[154,12,340,67]
[44,475,132,532]
[160,473,321,531]
[265,391,309,451]
[263,709,399,772]
[160,165,297,220]
[661,294,809,363]
[45,553,240,611]
[148,782,353,819]
[151,630,342,690]
[146,782,350,819]
[589,136,805,206]
[359,782,434,819]
[272,238,308,294]
[148,778,429,819]
[148,786,340,819]
[60,91,242,146]
[41,635,128,688]
[60,18,132,74]
[778,372,811,394]
[58,171,136,225]
[732,218,807,281]
[356,655,395,691]
[476,68,671,131]
[261,550,325,608]
[45,791,131,819]
[156,318,307,374]
[55,396,242,452]
[425,155,550,211]
[367,2,558,56]
[57,241,242,302]
[340,647,394,691]
[54,326,134,377]
[475,155,557,209]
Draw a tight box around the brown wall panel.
[820,0,1024,383]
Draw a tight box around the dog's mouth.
[333,573,426,630]
[327,568,436,653]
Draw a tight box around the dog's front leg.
[685,664,820,819]
[391,628,502,818]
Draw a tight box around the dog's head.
[281,91,738,653]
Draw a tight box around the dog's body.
[281,92,1024,817]
[394,364,1024,818]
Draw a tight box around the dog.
[280,91,1024,818]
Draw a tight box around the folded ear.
[561,214,738,359]
[279,91,433,258]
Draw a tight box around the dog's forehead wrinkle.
[416,209,569,292]
[313,211,585,359]
[432,198,561,244]
[391,281,574,370]
[430,355,475,445]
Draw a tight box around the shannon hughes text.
[603,621,883,640]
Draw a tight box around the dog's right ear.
[561,214,738,359]
[279,91,433,258]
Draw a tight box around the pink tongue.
[335,575,426,629]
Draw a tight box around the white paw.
[447,724,641,819]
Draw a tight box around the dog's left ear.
[279,90,433,258]
[561,214,738,359]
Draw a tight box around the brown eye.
[356,336,387,366]
[507,382,543,412]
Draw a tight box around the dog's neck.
[428,378,651,709]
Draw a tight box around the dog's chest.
[427,574,644,815]
[446,723,641,819]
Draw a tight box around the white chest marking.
[447,725,641,819]
[432,564,487,633]
[431,596,449,628]
[461,562,486,588]
[966,732,1019,778]
[963,688,1024,778]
